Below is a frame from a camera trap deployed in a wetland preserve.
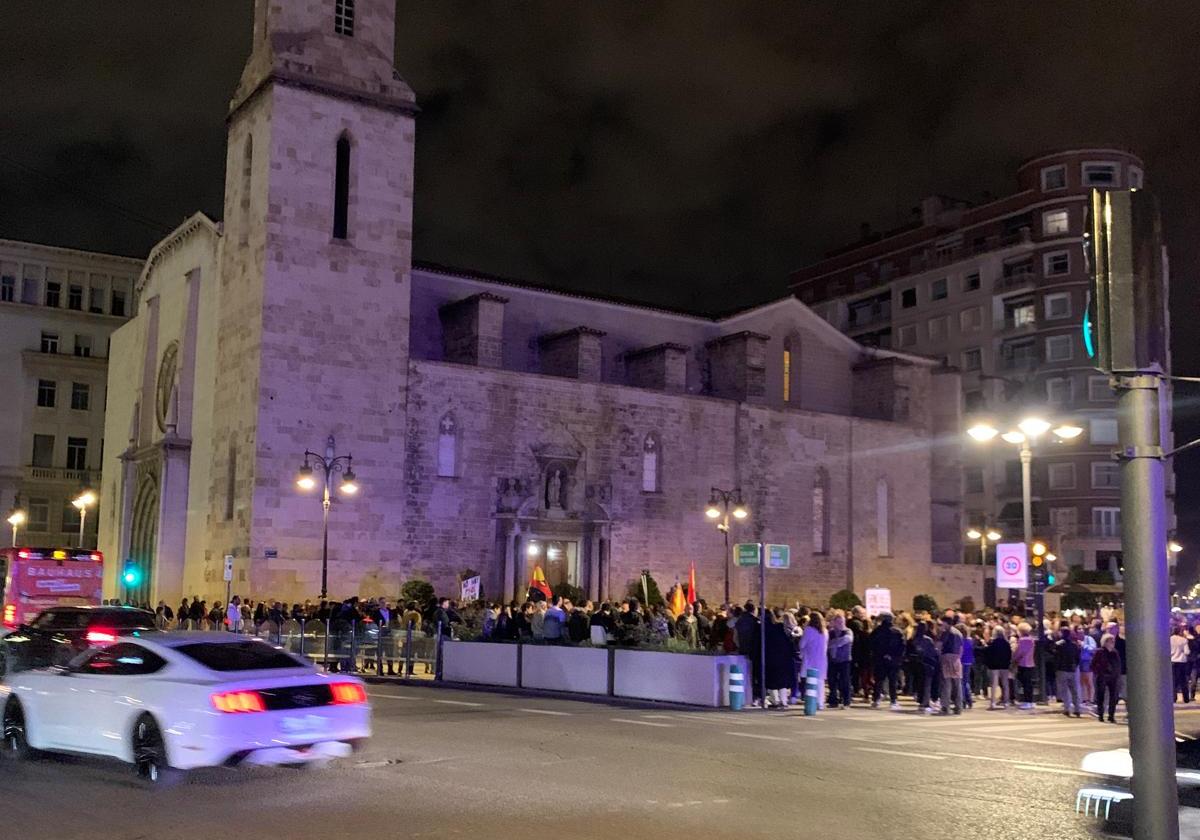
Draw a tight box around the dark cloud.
[3,0,1200,577]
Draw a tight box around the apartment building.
[789,149,1173,593]
[0,239,140,549]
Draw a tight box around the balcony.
[24,466,100,484]
[995,317,1038,337]
[994,268,1037,295]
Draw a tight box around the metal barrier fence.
[174,619,445,678]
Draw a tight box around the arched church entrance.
[127,474,159,605]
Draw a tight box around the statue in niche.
[546,469,564,510]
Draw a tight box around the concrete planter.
[613,649,749,707]
[441,640,519,687]
[520,644,610,695]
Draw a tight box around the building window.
[225,442,237,521]
[1041,165,1067,191]
[1045,334,1073,362]
[964,390,984,412]
[1082,162,1118,187]
[40,331,59,354]
[965,467,984,494]
[1044,292,1071,320]
[89,287,104,314]
[0,275,14,302]
[1007,299,1035,328]
[641,433,661,493]
[897,324,917,348]
[900,287,917,309]
[21,277,39,304]
[45,282,61,308]
[66,437,88,470]
[36,379,56,408]
[876,478,891,557]
[928,315,948,342]
[437,413,459,478]
[74,334,92,358]
[1046,377,1072,404]
[333,135,352,239]
[71,382,90,411]
[1090,417,1118,445]
[930,278,948,301]
[1092,507,1121,538]
[32,434,54,468]
[1128,166,1144,189]
[961,347,982,371]
[812,468,829,554]
[1048,462,1076,490]
[1089,375,1112,401]
[1043,251,1070,276]
[1001,338,1037,369]
[1092,461,1120,489]
[111,289,126,317]
[27,498,49,532]
[62,501,80,534]
[1042,209,1069,236]
[334,0,355,36]
[959,306,982,332]
[1050,506,1078,535]
[962,272,981,292]
[67,285,83,311]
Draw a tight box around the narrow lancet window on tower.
[333,134,351,239]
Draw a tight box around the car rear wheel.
[2,698,31,760]
[132,715,180,786]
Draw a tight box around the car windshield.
[174,640,307,671]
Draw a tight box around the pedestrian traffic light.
[1047,572,1057,586]
[121,560,141,588]
[1085,188,1168,375]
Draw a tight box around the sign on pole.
[734,543,760,567]
[864,587,891,617]
[460,575,481,603]
[996,542,1028,589]
[223,554,234,582]
[765,544,790,569]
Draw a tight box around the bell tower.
[204,0,417,600]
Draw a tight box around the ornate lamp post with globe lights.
[705,487,748,605]
[296,436,359,600]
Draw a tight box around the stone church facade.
[99,0,982,610]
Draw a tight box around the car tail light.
[330,683,367,705]
[2,604,14,627]
[86,629,117,644]
[211,690,267,713]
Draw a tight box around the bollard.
[435,621,444,681]
[728,663,746,711]
[804,667,819,716]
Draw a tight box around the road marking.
[517,708,571,716]
[612,718,674,727]
[1015,764,1092,777]
[369,693,420,701]
[854,747,945,760]
[725,731,791,742]
[642,714,675,719]
[942,730,1099,750]
[434,699,485,707]
[937,751,1078,772]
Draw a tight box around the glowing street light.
[6,508,25,547]
[706,487,748,604]
[296,436,360,599]
[71,489,97,549]
[965,526,1002,565]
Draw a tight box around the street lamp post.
[705,487,748,605]
[296,435,359,601]
[965,526,1002,566]
[6,508,25,547]
[71,490,97,549]
[967,416,1081,702]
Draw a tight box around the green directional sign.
[734,543,760,567]
[766,544,790,569]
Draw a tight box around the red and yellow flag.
[687,563,697,605]
[669,581,687,617]
[529,565,552,599]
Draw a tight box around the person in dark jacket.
[848,606,873,700]
[734,603,762,704]
[1053,623,1083,717]
[763,609,794,708]
[1092,633,1121,722]
[984,627,1013,709]
[566,605,590,644]
[870,612,905,709]
[912,621,939,713]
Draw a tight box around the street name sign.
[734,543,760,567]
[766,544,790,569]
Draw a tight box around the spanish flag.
[669,581,687,617]
[529,565,553,600]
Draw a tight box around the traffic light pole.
[1116,373,1178,840]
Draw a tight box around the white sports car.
[0,631,371,783]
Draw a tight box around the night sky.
[2,1,1199,581]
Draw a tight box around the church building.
[99,0,982,610]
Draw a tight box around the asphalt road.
[4,685,1185,840]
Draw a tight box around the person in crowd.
[734,603,762,705]
[189,597,205,630]
[1077,626,1097,706]
[542,597,566,643]
[1014,622,1037,710]
[958,620,976,709]
[530,599,547,641]
[938,612,963,715]
[1092,633,1121,723]
[911,621,937,713]
[827,610,853,709]
[1053,622,1083,717]
[432,597,457,638]
[780,611,804,702]
[1105,621,1128,703]
[870,611,905,710]
[1171,624,1192,704]
[984,624,1012,709]
[763,609,795,708]
[848,605,873,700]
[800,610,829,710]
[674,603,700,648]
[226,596,243,633]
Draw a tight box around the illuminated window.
[1042,209,1069,236]
[334,0,355,36]
[782,348,792,402]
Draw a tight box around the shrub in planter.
[829,589,863,611]
[552,582,585,605]
[401,578,435,606]
[626,573,665,607]
[912,593,939,614]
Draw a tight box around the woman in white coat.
[800,611,829,709]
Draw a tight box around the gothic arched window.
[812,467,829,554]
[240,134,253,245]
[876,477,892,557]
[437,413,459,478]
[333,134,352,239]
[642,433,661,493]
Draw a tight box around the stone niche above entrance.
[532,434,583,519]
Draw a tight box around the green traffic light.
[122,563,141,586]
[1047,574,1057,585]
